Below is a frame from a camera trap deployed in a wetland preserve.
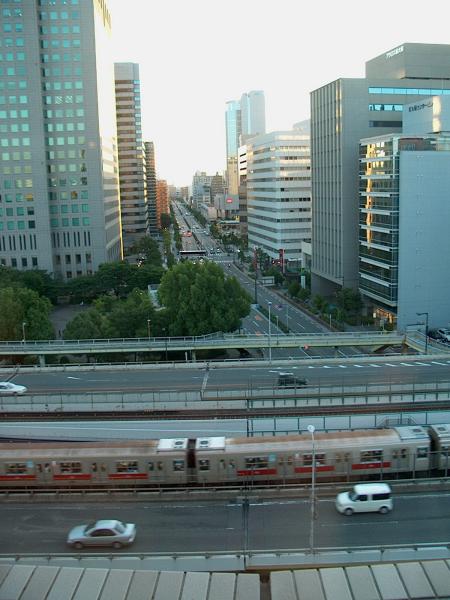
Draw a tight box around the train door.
[187,439,196,484]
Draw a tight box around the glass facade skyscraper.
[0,0,122,278]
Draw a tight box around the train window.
[6,463,27,474]
[401,448,407,459]
[198,459,210,471]
[91,463,97,473]
[245,456,269,469]
[173,460,185,472]
[148,462,154,471]
[335,453,341,463]
[157,461,163,471]
[59,462,82,473]
[360,449,383,463]
[219,460,226,470]
[36,464,42,473]
[417,447,428,459]
[303,453,326,466]
[116,461,138,473]
[100,463,106,472]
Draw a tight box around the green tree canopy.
[157,261,251,336]
[0,286,54,340]
[129,236,162,265]
[64,289,156,339]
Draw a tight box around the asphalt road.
[8,358,450,394]
[2,490,450,554]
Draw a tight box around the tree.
[288,280,301,298]
[129,237,162,266]
[336,288,363,315]
[157,261,251,336]
[159,213,171,230]
[64,289,156,339]
[0,287,54,340]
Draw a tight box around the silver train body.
[0,424,449,487]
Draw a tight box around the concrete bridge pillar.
[38,355,46,367]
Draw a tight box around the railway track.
[1,399,449,421]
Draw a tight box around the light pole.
[162,327,168,361]
[267,301,272,363]
[307,424,316,554]
[22,321,26,343]
[276,315,279,340]
[416,312,429,354]
[147,319,151,340]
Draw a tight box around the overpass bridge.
[0,330,406,357]
[0,330,443,366]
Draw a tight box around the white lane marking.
[369,364,382,368]
[353,365,364,368]
[413,362,431,366]
[432,361,447,366]
[385,363,399,367]
[307,366,316,369]
[400,362,415,367]
[338,365,347,368]
[66,376,81,380]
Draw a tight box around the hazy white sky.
[108,0,450,187]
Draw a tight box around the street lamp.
[162,327,168,361]
[22,321,26,343]
[307,424,316,554]
[416,312,429,355]
[267,301,272,363]
[147,319,151,340]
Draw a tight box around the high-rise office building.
[240,90,265,139]
[246,128,311,264]
[225,91,266,196]
[144,141,158,235]
[156,179,169,228]
[210,172,225,202]
[114,62,147,252]
[359,96,450,330]
[191,171,211,206]
[0,0,122,278]
[311,43,450,296]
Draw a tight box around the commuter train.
[1,424,450,488]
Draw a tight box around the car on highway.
[335,483,393,515]
[0,382,27,395]
[67,519,136,549]
[437,328,450,343]
[277,373,307,387]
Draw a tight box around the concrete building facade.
[114,62,147,252]
[144,141,158,235]
[246,129,311,264]
[155,179,169,228]
[359,96,450,330]
[0,0,122,278]
[311,43,450,296]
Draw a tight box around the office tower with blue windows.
[311,43,450,300]
[115,62,147,251]
[0,0,122,278]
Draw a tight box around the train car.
[428,424,450,471]
[0,438,190,487]
[194,427,431,484]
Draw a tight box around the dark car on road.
[277,373,307,387]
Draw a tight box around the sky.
[108,0,450,187]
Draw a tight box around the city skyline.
[108,0,450,187]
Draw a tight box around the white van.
[335,483,392,515]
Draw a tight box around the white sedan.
[67,520,136,549]
[0,382,27,395]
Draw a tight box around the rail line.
[1,399,450,422]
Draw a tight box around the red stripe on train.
[351,462,391,470]
[236,468,278,477]
[108,473,149,479]
[0,474,36,481]
[294,465,335,473]
[53,474,92,480]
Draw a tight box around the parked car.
[0,382,27,395]
[437,328,450,343]
[67,520,136,549]
[277,373,307,387]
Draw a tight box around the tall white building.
[0,0,122,278]
[240,90,265,139]
[246,128,311,265]
[191,171,211,207]
[114,62,147,252]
